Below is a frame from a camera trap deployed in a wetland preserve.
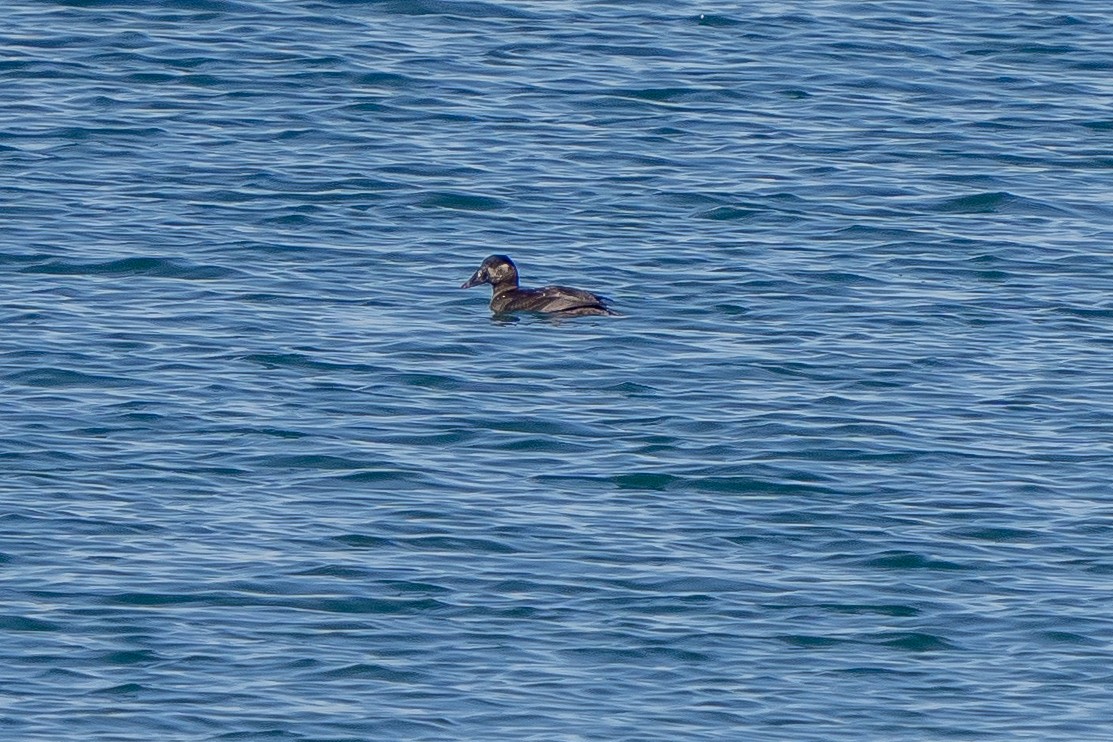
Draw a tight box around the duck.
[461,255,616,316]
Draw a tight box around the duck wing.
[507,285,613,314]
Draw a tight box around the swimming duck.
[461,255,616,316]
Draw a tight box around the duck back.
[493,285,614,316]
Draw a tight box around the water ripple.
[4,1,1113,740]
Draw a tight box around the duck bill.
[461,270,485,289]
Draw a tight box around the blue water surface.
[4,1,1113,739]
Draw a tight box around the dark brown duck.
[461,255,616,317]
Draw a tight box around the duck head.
[461,254,519,290]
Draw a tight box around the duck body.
[461,255,616,317]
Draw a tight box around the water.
[4,1,1113,739]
